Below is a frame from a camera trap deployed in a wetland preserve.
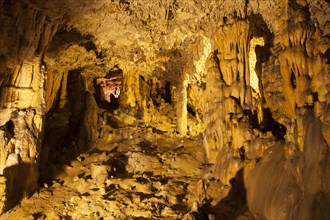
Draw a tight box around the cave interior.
[0,0,329,219]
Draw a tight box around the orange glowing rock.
[96,74,123,102]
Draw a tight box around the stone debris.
[1,128,248,219]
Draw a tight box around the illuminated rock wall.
[0,0,59,212]
[202,1,330,219]
[245,2,330,218]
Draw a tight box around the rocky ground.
[0,125,253,220]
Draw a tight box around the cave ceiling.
[41,0,328,77]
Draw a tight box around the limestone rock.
[95,73,123,103]
[91,163,110,186]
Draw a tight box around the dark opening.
[40,68,88,183]
[223,16,228,24]
[164,81,172,104]
[151,82,163,107]
[3,120,14,136]
[32,213,45,219]
[243,108,286,140]
[108,95,120,110]
[248,13,273,45]
[243,110,259,129]
[261,108,287,139]
[248,13,273,91]
[79,41,96,52]
[239,147,246,161]
[167,8,175,20]
[312,92,318,102]
[254,44,271,98]
[212,50,223,81]
[187,104,196,117]
[67,69,86,136]
[290,71,297,89]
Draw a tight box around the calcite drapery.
[96,74,123,103]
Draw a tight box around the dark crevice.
[248,13,273,44]
[255,45,271,73]
[243,110,259,129]
[164,81,172,104]
[248,14,273,77]
[67,69,86,136]
[187,104,196,117]
[243,108,286,140]
[312,92,318,102]
[239,146,246,161]
[230,96,241,106]
[106,65,123,77]
[324,48,330,64]
[150,81,166,107]
[2,120,14,136]
[213,50,223,81]
[79,41,96,52]
[261,108,287,139]
[290,71,297,89]
[104,154,128,177]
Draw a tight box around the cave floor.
[1,127,253,220]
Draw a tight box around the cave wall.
[0,0,59,212]
[202,1,330,219]
[245,1,330,218]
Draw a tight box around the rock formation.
[0,0,329,219]
[95,72,123,103]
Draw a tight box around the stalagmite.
[176,72,188,135]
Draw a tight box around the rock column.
[0,0,59,213]
[176,71,188,135]
[0,58,46,210]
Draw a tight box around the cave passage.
[0,1,329,219]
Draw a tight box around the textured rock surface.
[1,129,217,219]
[0,0,329,218]
[95,74,122,102]
[0,0,60,212]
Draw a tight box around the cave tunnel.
[0,0,329,219]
